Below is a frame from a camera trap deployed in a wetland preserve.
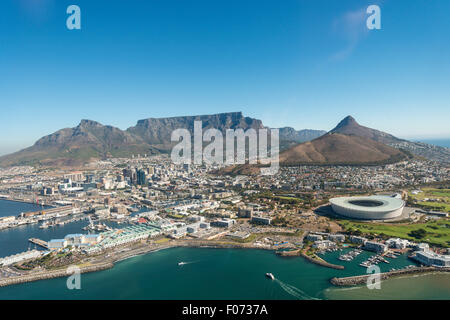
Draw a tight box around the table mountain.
[0,112,322,167]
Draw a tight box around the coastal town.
[0,155,449,288]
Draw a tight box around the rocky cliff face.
[127,112,265,145]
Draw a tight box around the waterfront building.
[312,240,336,250]
[363,241,388,253]
[413,251,450,267]
[48,239,67,250]
[65,234,85,246]
[349,236,367,245]
[415,243,430,252]
[87,225,161,253]
[0,250,43,266]
[84,234,102,244]
[386,238,410,249]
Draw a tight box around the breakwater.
[300,252,345,270]
[276,248,301,257]
[0,262,114,287]
[330,267,450,286]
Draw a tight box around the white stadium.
[329,195,405,220]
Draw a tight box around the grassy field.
[339,219,450,247]
[409,188,450,213]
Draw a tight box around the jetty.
[0,262,114,288]
[28,238,48,249]
[330,267,450,286]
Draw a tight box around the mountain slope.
[0,120,153,167]
[278,127,326,151]
[278,127,326,143]
[1,112,304,167]
[329,116,450,163]
[279,132,408,165]
[278,116,410,165]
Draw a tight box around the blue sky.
[1,0,449,155]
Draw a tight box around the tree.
[408,228,427,239]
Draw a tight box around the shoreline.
[330,267,450,286]
[1,240,446,290]
[0,241,281,288]
[300,252,345,270]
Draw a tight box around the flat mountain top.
[0,112,318,167]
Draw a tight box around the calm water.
[0,200,449,300]
[0,199,51,218]
[0,247,448,300]
[416,139,450,148]
[0,200,124,257]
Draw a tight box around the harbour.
[0,247,448,300]
[0,199,449,300]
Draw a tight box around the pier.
[330,267,450,286]
[28,238,48,249]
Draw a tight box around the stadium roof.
[329,195,404,213]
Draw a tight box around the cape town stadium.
[329,195,405,220]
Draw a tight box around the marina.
[338,249,363,262]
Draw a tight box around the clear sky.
[1,0,449,156]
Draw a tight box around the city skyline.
[1,0,450,156]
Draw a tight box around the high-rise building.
[137,169,147,186]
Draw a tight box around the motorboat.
[265,273,275,280]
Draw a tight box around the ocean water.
[416,139,450,148]
[0,246,447,300]
[0,200,123,257]
[0,199,51,218]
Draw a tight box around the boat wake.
[275,279,320,300]
[178,261,198,266]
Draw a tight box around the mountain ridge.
[0,112,324,167]
[0,113,447,167]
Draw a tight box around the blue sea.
[416,139,450,148]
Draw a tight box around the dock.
[28,238,48,249]
[330,267,450,286]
